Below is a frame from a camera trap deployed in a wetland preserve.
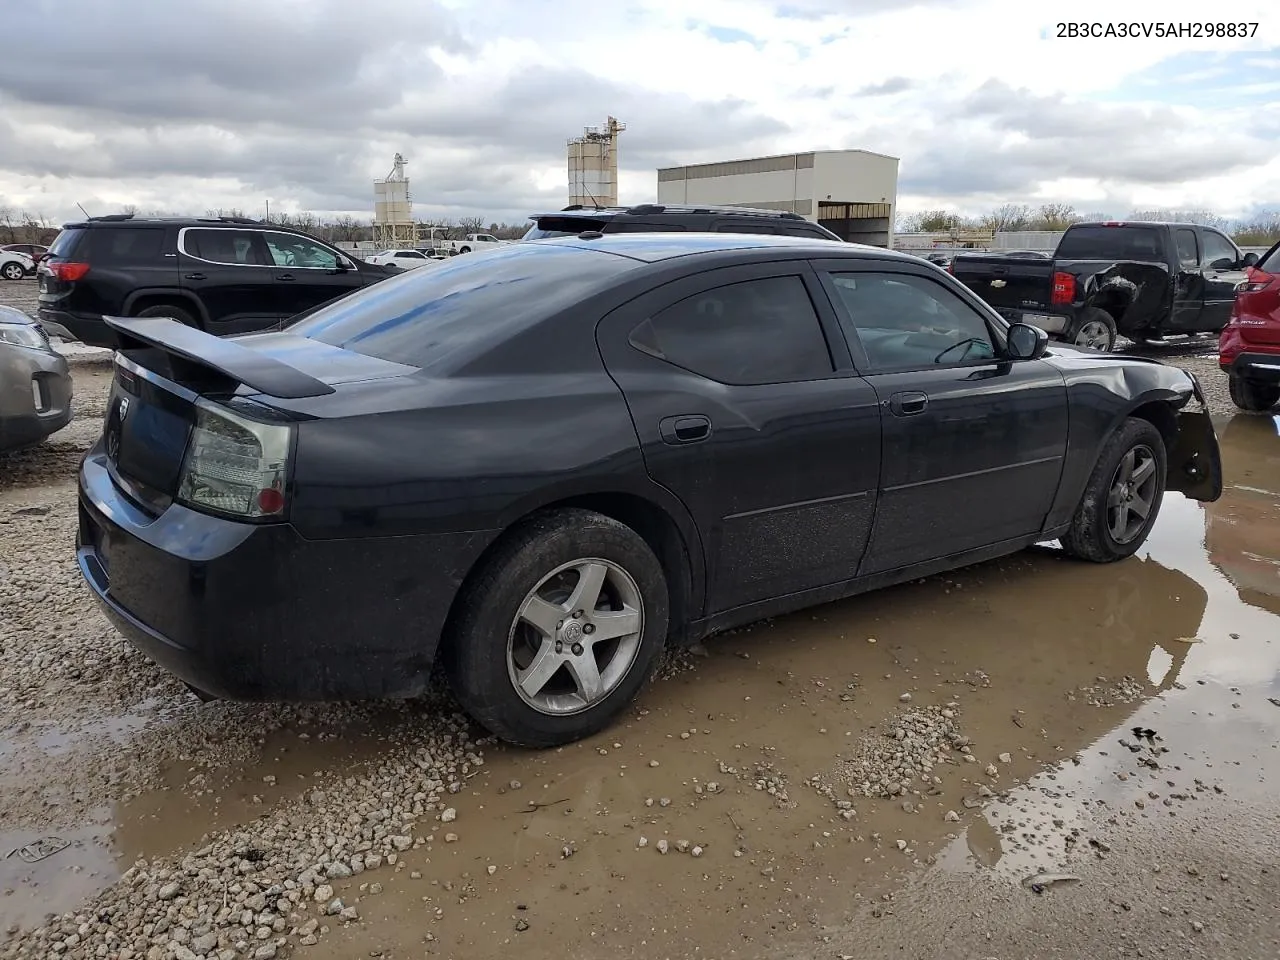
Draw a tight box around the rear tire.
[1068,308,1118,352]
[458,246,471,254]
[443,508,669,748]
[1061,417,1167,563]
[1228,374,1280,412]
[133,303,199,328]
[1,262,24,280]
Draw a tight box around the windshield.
[285,243,639,369]
[523,216,608,241]
[1056,225,1163,261]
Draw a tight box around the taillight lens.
[1051,271,1075,305]
[177,399,292,520]
[46,261,90,282]
[1238,267,1276,294]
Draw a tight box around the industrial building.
[657,149,899,247]
[568,117,625,208]
[372,153,415,249]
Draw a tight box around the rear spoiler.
[104,316,335,399]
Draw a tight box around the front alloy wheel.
[508,558,644,716]
[1105,444,1158,545]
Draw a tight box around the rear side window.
[1055,225,1163,260]
[183,229,266,265]
[88,227,167,263]
[633,276,833,385]
[1174,229,1199,267]
[288,243,638,369]
[1260,243,1280,273]
[608,221,688,233]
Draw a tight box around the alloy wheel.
[1107,443,1158,544]
[506,558,645,716]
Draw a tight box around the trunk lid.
[100,317,417,510]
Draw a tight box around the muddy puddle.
[2,413,1277,957]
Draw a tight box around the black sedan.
[76,234,1224,747]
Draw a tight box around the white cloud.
[0,0,1275,226]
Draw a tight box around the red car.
[1,243,49,264]
[1220,241,1280,412]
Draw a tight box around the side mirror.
[1007,322,1049,361]
[1242,252,1259,268]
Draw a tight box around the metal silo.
[568,117,625,208]
[373,154,416,249]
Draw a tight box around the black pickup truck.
[950,221,1258,352]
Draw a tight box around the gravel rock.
[830,705,966,799]
[441,807,457,823]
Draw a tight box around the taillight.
[46,261,90,282]
[1238,267,1276,294]
[177,399,293,521]
[946,263,954,274]
[1051,271,1075,305]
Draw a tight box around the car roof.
[59,214,275,229]
[533,232,912,265]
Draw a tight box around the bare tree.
[981,203,1033,232]
[1029,204,1081,231]
[457,215,485,235]
[1233,209,1280,245]
[1125,208,1229,230]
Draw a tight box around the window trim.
[177,226,353,270]
[814,262,1012,376]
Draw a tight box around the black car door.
[177,227,280,332]
[261,231,364,319]
[812,260,1070,575]
[1170,227,1205,332]
[596,261,882,616]
[1198,227,1249,331]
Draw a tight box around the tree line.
[898,203,1280,245]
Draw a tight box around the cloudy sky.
[0,0,1276,228]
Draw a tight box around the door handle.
[660,415,711,445]
[184,273,206,281]
[276,274,296,282]
[889,391,929,417]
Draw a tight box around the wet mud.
[2,393,1278,957]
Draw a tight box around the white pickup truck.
[436,233,511,256]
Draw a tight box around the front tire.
[1228,374,1280,412]
[1061,417,1167,563]
[444,508,669,747]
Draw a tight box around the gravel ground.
[1,281,1276,960]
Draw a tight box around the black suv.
[37,215,397,347]
[522,203,845,242]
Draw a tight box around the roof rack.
[623,203,807,221]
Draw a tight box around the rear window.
[1055,225,1164,261]
[523,216,608,240]
[46,228,85,259]
[287,243,638,369]
[1258,243,1280,273]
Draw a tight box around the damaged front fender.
[1167,404,1223,503]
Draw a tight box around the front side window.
[828,272,997,372]
[184,229,264,265]
[633,275,833,385]
[264,232,341,269]
[1201,230,1237,268]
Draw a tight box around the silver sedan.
[0,304,73,453]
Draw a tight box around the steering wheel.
[933,337,988,364]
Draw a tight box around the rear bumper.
[36,307,117,347]
[1221,350,1280,385]
[0,347,73,452]
[76,446,498,701]
[992,308,1070,335]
